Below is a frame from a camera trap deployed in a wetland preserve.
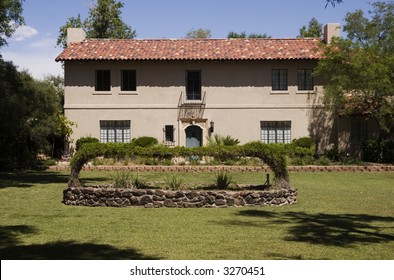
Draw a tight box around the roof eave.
[56,57,322,62]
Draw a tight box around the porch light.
[210,121,214,133]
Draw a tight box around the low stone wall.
[63,186,297,208]
[51,164,394,172]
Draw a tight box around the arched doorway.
[185,125,202,147]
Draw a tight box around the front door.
[185,125,202,147]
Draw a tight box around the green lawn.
[0,170,393,260]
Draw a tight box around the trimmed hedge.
[131,136,159,148]
[68,141,312,190]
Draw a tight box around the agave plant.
[215,170,234,189]
[163,174,184,190]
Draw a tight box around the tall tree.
[0,59,74,168]
[84,0,135,39]
[0,0,24,48]
[57,0,136,48]
[315,1,394,136]
[326,0,343,7]
[298,18,323,38]
[56,14,84,48]
[227,31,271,38]
[185,28,211,39]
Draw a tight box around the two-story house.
[56,24,378,155]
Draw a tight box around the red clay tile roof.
[56,38,323,62]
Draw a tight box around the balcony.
[178,91,206,120]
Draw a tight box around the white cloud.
[30,38,57,49]
[1,50,63,80]
[12,25,39,42]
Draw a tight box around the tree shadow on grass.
[0,172,69,189]
[0,171,108,189]
[235,210,394,248]
[0,225,158,260]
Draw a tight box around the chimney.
[323,23,340,44]
[67,28,86,46]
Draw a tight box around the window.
[95,70,111,91]
[121,70,137,91]
[351,119,367,142]
[298,69,314,91]
[186,71,201,100]
[100,120,131,143]
[164,125,175,146]
[261,121,291,143]
[272,69,288,91]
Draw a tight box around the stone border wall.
[51,165,394,172]
[63,186,297,208]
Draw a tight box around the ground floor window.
[100,120,131,143]
[164,125,175,146]
[261,121,291,143]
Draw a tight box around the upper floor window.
[272,69,288,91]
[298,69,314,91]
[95,70,111,91]
[186,71,201,100]
[121,70,137,91]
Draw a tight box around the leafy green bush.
[131,136,158,148]
[292,137,314,149]
[313,156,332,166]
[325,145,347,162]
[289,156,315,166]
[75,137,99,151]
[362,138,394,163]
[382,140,394,164]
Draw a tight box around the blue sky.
[1,0,372,79]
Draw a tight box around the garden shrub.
[325,145,347,162]
[288,137,314,160]
[362,138,394,163]
[131,136,158,148]
[313,156,332,166]
[75,136,99,151]
[292,137,314,149]
[382,140,394,164]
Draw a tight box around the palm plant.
[207,134,240,146]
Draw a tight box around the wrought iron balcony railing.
[178,91,206,120]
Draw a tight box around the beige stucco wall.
[64,59,334,149]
